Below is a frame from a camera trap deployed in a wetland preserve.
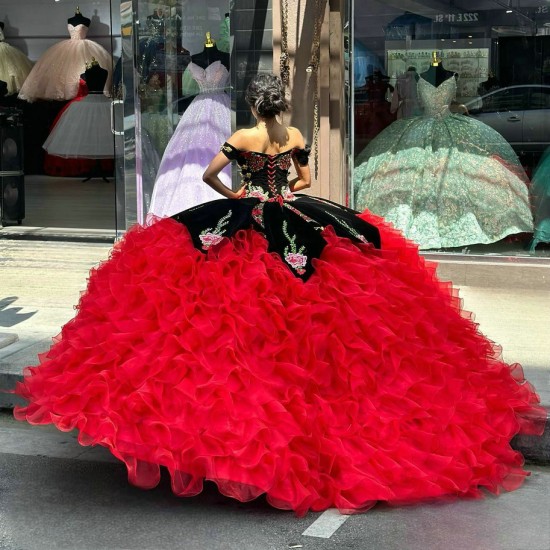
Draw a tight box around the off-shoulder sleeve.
[292,145,311,166]
[220,142,240,161]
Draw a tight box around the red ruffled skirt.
[14,211,545,516]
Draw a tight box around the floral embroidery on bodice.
[221,142,309,202]
[68,24,89,40]
[189,61,229,94]
[172,142,380,281]
[418,76,456,117]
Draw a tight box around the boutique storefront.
[0,0,549,258]
[348,0,550,256]
[0,0,274,235]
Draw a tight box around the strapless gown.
[18,24,112,102]
[354,76,533,249]
[13,143,545,516]
[148,61,231,218]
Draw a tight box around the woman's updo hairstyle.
[245,73,289,118]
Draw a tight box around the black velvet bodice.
[81,65,108,93]
[172,143,381,280]
[221,142,309,202]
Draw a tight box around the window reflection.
[352,0,550,254]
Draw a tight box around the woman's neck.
[255,116,277,129]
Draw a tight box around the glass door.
[112,0,232,231]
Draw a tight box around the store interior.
[0,0,119,233]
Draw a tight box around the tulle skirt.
[18,39,112,102]
[0,42,34,95]
[148,92,231,218]
[42,95,114,159]
[354,114,533,249]
[14,209,545,516]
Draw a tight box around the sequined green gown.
[528,147,550,250]
[353,76,533,249]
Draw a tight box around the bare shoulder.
[286,126,306,148]
[225,129,250,150]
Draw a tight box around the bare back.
[230,123,305,155]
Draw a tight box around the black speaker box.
[0,113,24,226]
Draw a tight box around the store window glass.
[0,1,117,234]
[352,1,550,255]
[118,0,272,226]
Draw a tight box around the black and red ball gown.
[14,143,545,516]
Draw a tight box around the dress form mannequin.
[421,52,457,86]
[68,7,91,28]
[42,56,113,181]
[80,58,108,93]
[18,7,112,102]
[191,33,229,70]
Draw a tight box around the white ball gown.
[42,65,113,159]
[148,60,231,218]
[18,24,112,102]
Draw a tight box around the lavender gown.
[148,61,231,218]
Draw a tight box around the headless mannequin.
[80,60,108,93]
[80,61,111,182]
[421,52,457,87]
[68,8,91,28]
[191,34,229,70]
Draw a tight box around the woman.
[13,74,545,516]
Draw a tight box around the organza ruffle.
[14,216,545,516]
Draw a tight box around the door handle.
[111,100,124,136]
[507,115,521,122]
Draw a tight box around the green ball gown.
[353,75,533,250]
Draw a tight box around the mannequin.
[149,31,231,216]
[190,33,229,70]
[80,58,108,93]
[421,51,457,87]
[68,7,91,28]
[18,8,112,102]
[42,58,114,181]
